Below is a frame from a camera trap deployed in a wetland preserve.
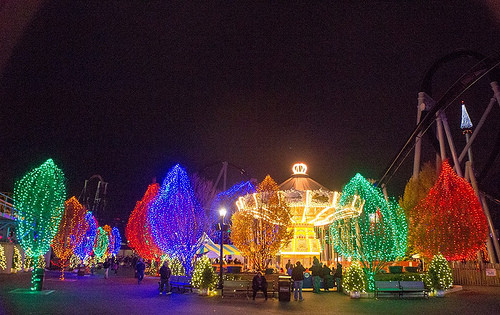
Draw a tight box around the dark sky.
[1,1,499,226]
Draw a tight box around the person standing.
[321,264,331,291]
[252,271,268,300]
[333,262,342,293]
[291,261,305,301]
[311,257,321,293]
[285,260,293,276]
[103,258,111,279]
[159,261,172,295]
[136,258,146,285]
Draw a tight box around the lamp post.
[218,208,227,290]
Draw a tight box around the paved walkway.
[1,268,499,315]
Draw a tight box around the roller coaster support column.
[467,161,500,263]
[413,92,434,178]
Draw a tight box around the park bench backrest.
[224,280,249,288]
[375,281,400,289]
[170,275,178,283]
[399,281,425,290]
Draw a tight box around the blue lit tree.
[209,181,256,243]
[110,227,121,256]
[74,212,98,262]
[148,164,208,274]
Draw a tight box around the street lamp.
[218,208,227,290]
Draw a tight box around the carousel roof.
[279,163,330,191]
[279,173,329,191]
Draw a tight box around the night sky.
[1,2,499,227]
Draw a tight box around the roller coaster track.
[378,51,500,187]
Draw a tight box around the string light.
[0,244,6,270]
[13,246,22,271]
[231,175,293,271]
[110,227,121,256]
[51,197,88,279]
[125,183,163,260]
[74,212,98,261]
[93,227,109,259]
[343,261,367,293]
[191,256,217,290]
[13,159,66,259]
[148,164,207,274]
[209,181,256,242]
[425,253,453,291]
[330,173,407,291]
[410,161,488,260]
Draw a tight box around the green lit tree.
[13,159,66,289]
[343,261,367,293]
[330,174,407,291]
[93,227,109,261]
[425,253,453,292]
[191,256,217,291]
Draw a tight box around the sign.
[485,269,497,277]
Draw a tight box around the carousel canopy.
[278,163,330,191]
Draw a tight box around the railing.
[451,261,500,286]
[0,192,15,218]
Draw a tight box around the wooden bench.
[375,281,401,298]
[169,275,192,293]
[399,281,429,298]
[222,280,250,298]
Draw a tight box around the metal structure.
[378,49,500,263]
[0,192,16,241]
[78,175,108,221]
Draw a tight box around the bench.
[375,281,429,299]
[375,281,401,298]
[399,281,429,298]
[222,280,250,298]
[169,275,192,293]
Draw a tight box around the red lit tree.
[51,197,88,279]
[125,183,163,261]
[410,161,489,261]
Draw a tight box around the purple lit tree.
[148,164,208,274]
[74,212,98,262]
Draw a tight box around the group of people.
[287,257,343,301]
[135,258,172,295]
[102,257,119,279]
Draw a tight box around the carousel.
[236,163,364,267]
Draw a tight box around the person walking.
[333,262,342,293]
[322,264,331,291]
[112,258,119,275]
[103,258,111,279]
[136,258,146,285]
[252,271,268,300]
[291,261,305,301]
[311,257,321,293]
[159,261,172,295]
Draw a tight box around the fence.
[451,261,500,286]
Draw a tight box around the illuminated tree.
[110,227,121,256]
[400,162,437,256]
[0,244,6,270]
[330,173,407,291]
[74,212,98,262]
[210,181,256,243]
[410,161,488,261]
[343,261,367,293]
[231,175,293,271]
[170,257,185,276]
[93,227,109,260]
[148,164,208,274]
[51,197,88,279]
[14,159,66,258]
[125,183,163,260]
[191,256,217,290]
[102,225,113,257]
[13,159,66,289]
[425,253,453,291]
[12,246,22,272]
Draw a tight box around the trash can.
[32,268,44,291]
[278,275,292,302]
